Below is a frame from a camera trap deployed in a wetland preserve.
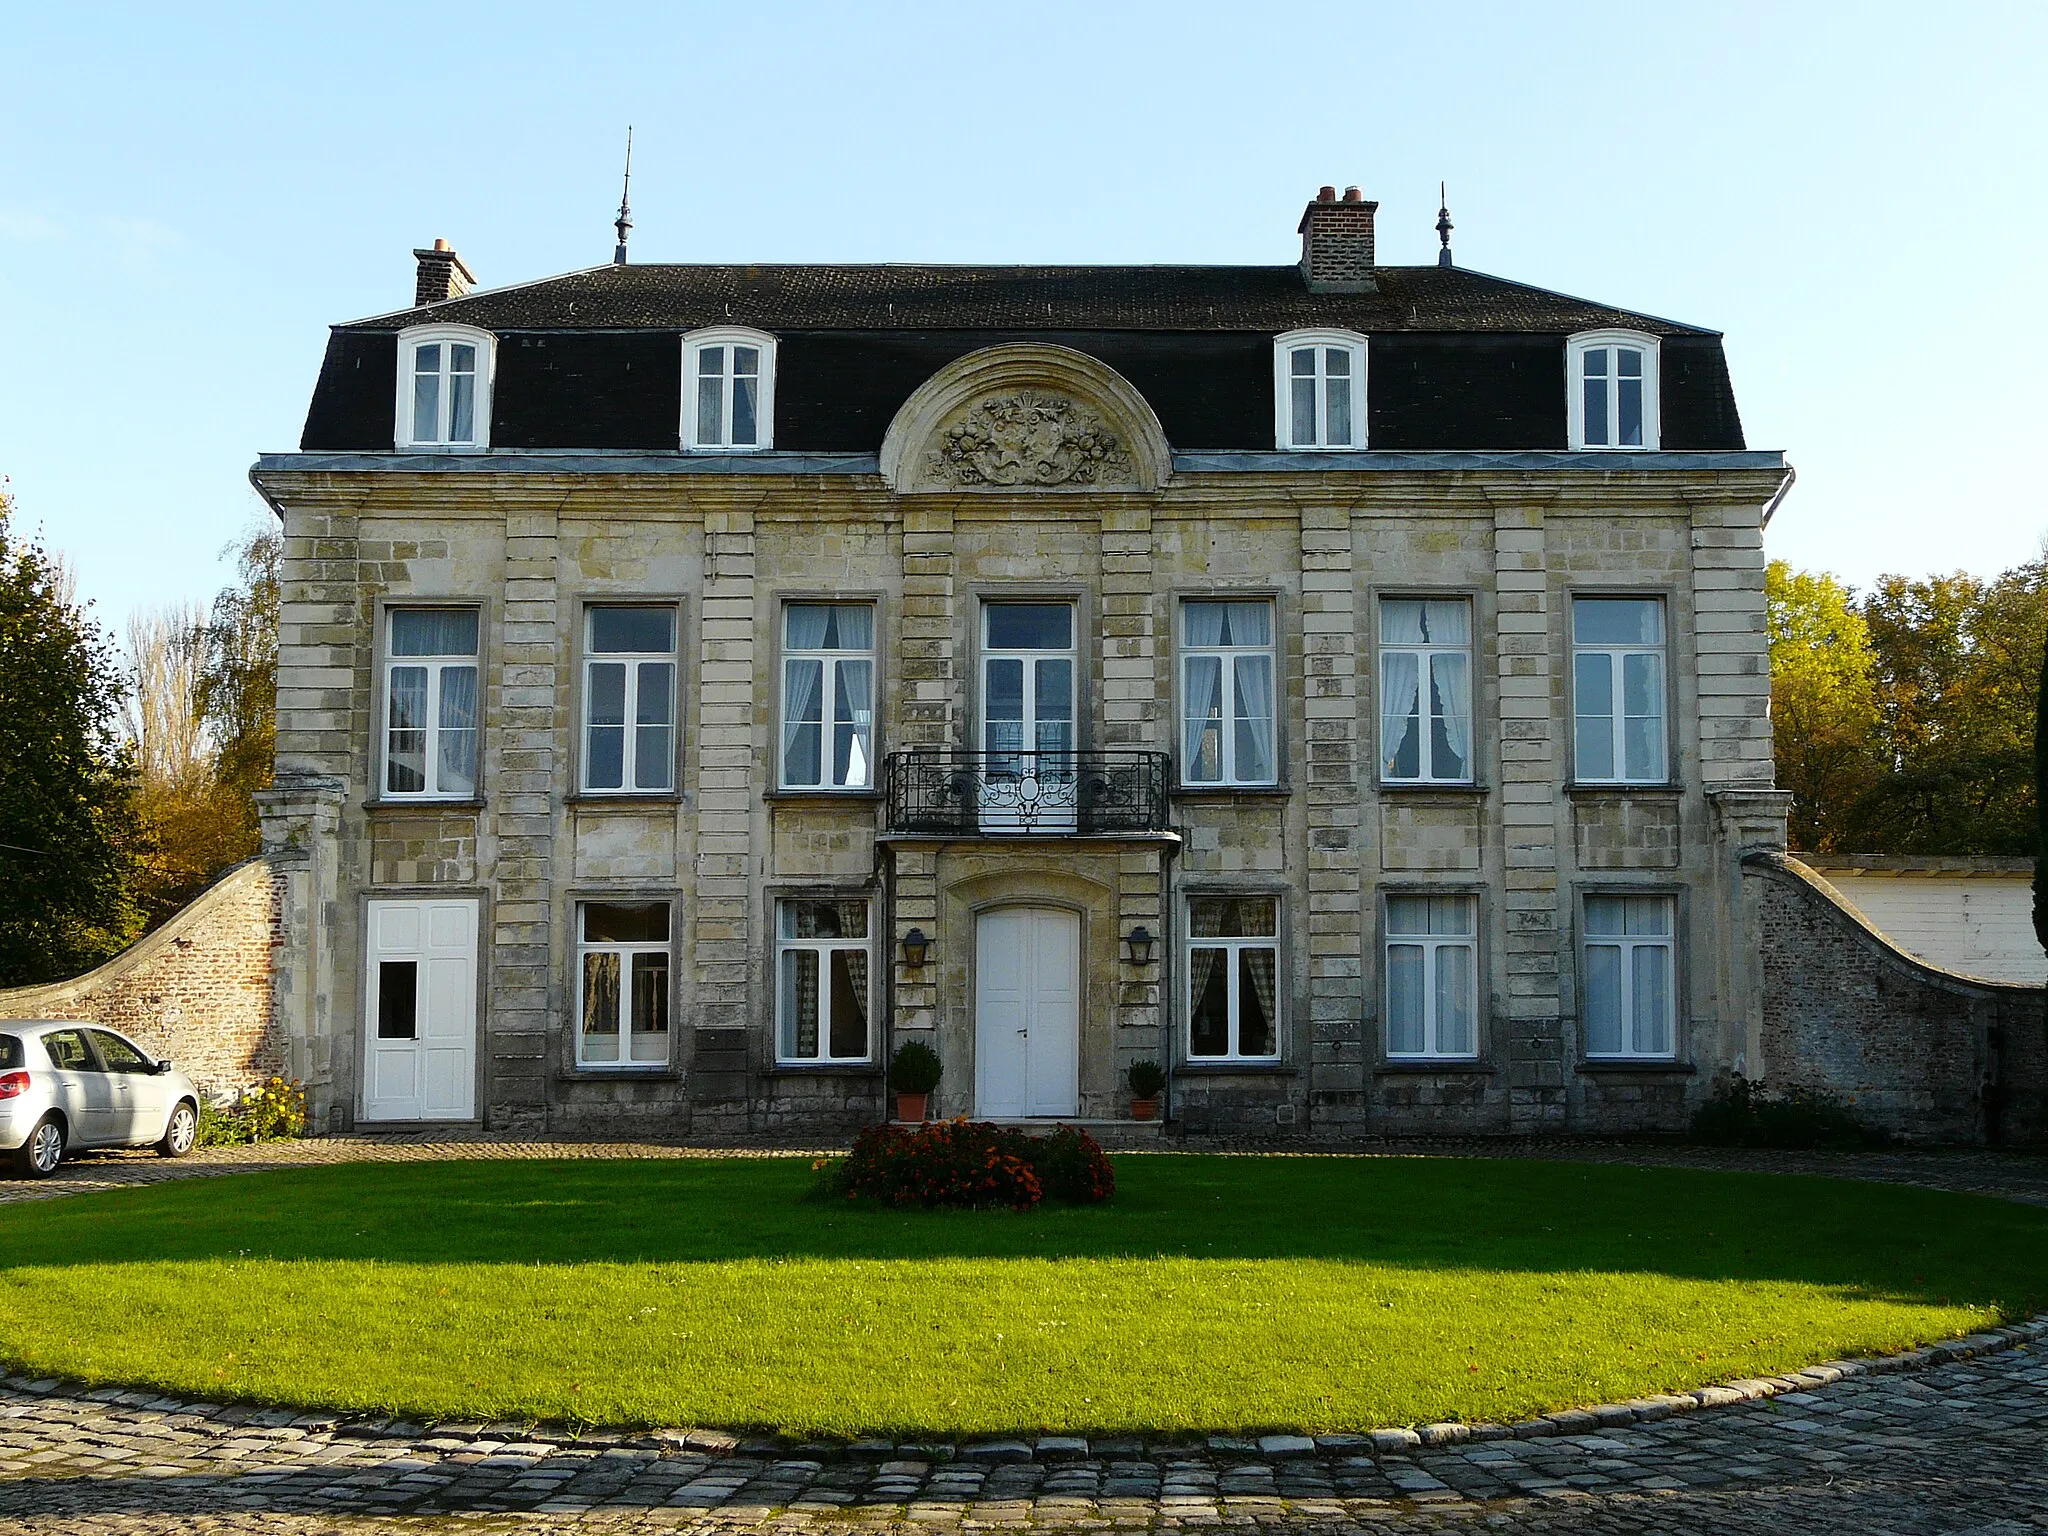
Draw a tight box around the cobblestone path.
[3,1337,2046,1534]
[4,1136,2047,1532]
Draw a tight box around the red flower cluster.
[833,1119,1115,1211]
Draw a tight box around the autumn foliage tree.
[121,526,280,926]
[1768,551,2044,857]
[1851,561,2045,855]
[1765,561,1879,851]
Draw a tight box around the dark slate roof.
[347,262,1717,337]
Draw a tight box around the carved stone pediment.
[880,344,1171,495]
[923,390,1136,490]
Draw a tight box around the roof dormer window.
[1273,330,1367,451]
[1568,330,1660,451]
[396,325,493,449]
[682,327,776,450]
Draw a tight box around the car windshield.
[0,1035,20,1070]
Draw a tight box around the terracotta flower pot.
[1130,1098,1159,1122]
[895,1092,929,1123]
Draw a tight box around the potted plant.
[1127,1060,1166,1121]
[888,1040,943,1123]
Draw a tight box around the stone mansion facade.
[253,188,1794,1138]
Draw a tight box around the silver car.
[0,1022,200,1178]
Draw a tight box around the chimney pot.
[411,241,476,307]
[1297,189,1379,293]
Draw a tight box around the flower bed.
[823,1119,1114,1210]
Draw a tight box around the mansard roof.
[346,261,1718,338]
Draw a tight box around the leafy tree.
[0,488,142,984]
[1849,560,2044,855]
[194,525,279,836]
[1765,560,1879,851]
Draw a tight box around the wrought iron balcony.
[884,751,1172,836]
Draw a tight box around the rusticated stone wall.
[0,859,285,1097]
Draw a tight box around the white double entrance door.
[363,898,478,1122]
[974,907,1080,1119]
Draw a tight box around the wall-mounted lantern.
[900,927,931,968]
[1125,925,1157,967]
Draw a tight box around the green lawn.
[0,1155,2041,1437]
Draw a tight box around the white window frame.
[779,603,877,790]
[579,605,678,795]
[1571,595,1669,786]
[681,326,777,451]
[1581,893,1677,1060]
[395,324,495,449]
[1273,329,1368,451]
[774,897,874,1065]
[1383,892,1480,1060]
[574,901,673,1070]
[1179,598,1278,788]
[1378,596,1475,785]
[1566,330,1660,451]
[381,607,480,801]
[1185,894,1283,1063]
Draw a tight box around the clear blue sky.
[3,0,2041,635]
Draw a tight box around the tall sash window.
[383,608,479,798]
[781,604,875,789]
[1182,600,1276,786]
[1379,598,1472,783]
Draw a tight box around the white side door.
[363,898,478,1122]
[975,907,1080,1119]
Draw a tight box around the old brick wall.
[1752,854,2047,1146]
[0,859,285,1097]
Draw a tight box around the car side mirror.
[153,1059,174,1075]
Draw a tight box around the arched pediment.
[879,344,1171,494]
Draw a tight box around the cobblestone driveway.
[4,1135,2047,1533]
[5,1341,2047,1534]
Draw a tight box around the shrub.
[1691,1076,1885,1150]
[824,1119,1114,1211]
[887,1040,943,1095]
[195,1077,309,1147]
[1030,1123,1116,1203]
[1126,1060,1166,1099]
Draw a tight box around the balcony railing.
[884,751,1172,836]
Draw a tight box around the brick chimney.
[1298,185,1378,293]
[412,238,476,307]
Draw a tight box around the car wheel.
[11,1115,66,1179]
[157,1100,198,1159]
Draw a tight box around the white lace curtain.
[1233,657,1275,781]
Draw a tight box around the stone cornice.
[256,447,1784,478]
[251,452,1788,519]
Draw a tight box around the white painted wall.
[1823,873,2045,985]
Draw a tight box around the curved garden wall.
[0,859,285,1098]
[1750,853,2046,1146]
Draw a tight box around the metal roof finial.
[1436,182,1454,268]
[613,127,634,266]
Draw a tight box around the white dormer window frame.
[681,326,777,451]
[1567,330,1661,452]
[1273,329,1368,451]
[395,324,495,450]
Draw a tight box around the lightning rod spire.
[613,127,634,266]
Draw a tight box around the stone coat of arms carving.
[923,390,1136,488]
